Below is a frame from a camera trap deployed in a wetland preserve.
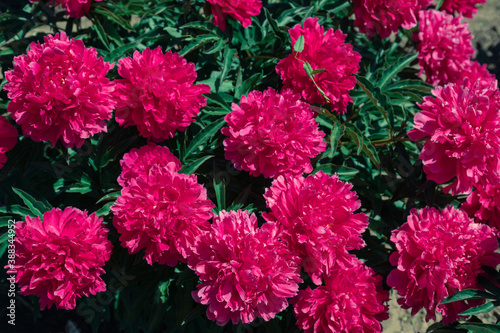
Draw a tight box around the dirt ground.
[382,2,500,332]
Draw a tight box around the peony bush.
[1,0,499,332]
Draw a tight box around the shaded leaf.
[441,289,496,304]
[12,188,52,217]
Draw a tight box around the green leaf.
[303,61,314,79]
[181,304,206,326]
[12,188,52,217]
[378,53,418,89]
[218,46,237,92]
[263,8,287,41]
[311,68,326,75]
[205,93,232,111]
[180,34,219,57]
[213,177,226,211]
[183,118,226,159]
[179,155,214,175]
[0,205,35,218]
[457,323,500,333]
[294,35,305,53]
[328,123,345,158]
[234,71,263,100]
[96,191,121,204]
[344,123,381,169]
[441,289,496,304]
[459,301,499,316]
[313,164,359,179]
[435,0,445,10]
[356,75,394,129]
[91,16,111,51]
[205,37,225,55]
[94,6,134,32]
[96,202,114,217]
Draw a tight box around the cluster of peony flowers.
[294,259,389,332]
[111,144,214,266]
[8,207,112,310]
[388,206,500,323]
[114,47,210,142]
[222,88,326,178]
[4,32,116,148]
[415,9,495,87]
[353,0,431,39]
[408,79,500,195]
[261,171,389,331]
[0,116,17,169]
[276,17,361,114]
[437,0,486,18]
[263,171,369,284]
[188,210,302,325]
[206,0,262,31]
[30,0,101,18]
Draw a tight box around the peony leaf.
[356,75,394,129]
[218,45,237,92]
[294,35,305,53]
[179,155,214,175]
[213,177,226,211]
[264,8,287,41]
[180,34,220,57]
[378,53,418,89]
[0,204,36,218]
[344,123,381,170]
[311,68,326,75]
[12,187,52,218]
[457,323,500,333]
[441,289,496,304]
[313,164,359,180]
[327,122,345,158]
[459,301,499,316]
[184,117,226,159]
[234,71,263,100]
[95,202,114,217]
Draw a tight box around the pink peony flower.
[29,0,102,18]
[111,165,214,266]
[438,0,486,19]
[387,206,500,323]
[408,79,500,194]
[114,47,210,142]
[222,88,326,178]
[117,143,181,187]
[189,210,302,326]
[415,10,476,86]
[8,207,112,310]
[0,116,17,169]
[275,17,361,113]
[294,259,389,333]
[461,184,500,230]
[4,32,115,148]
[353,0,432,39]
[262,171,369,285]
[207,0,262,31]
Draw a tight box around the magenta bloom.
[353,0,431,39]
[387,206,500,323]
[415,10,476,86]
[438,0,486,19]
[112,165,214,266]
[189,210,302,326]
[207,0,262,31]
[222,88,326,178]
[461,184,500,230]
[275,17,361,113]
[294,259,389,333]
[4,32,115,148]
[114,47,210,141]
[0,116,17,169]
[8,207,112,310]
[117,143,181,187]
[30,0,102,18]
[408,80,500,194]
[263,171,369,285]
